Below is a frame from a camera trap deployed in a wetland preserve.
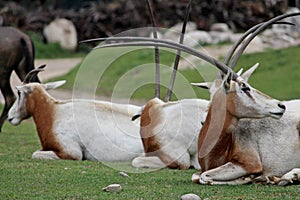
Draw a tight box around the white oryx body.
[132,97,209,169]
[8,81,144,161]
[236,101,300,177]
[192,100,300,185]
[191,66,300,185]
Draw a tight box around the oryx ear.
[237,68,243,76]
[44,80,66,90]
[191,82,212,90]
[19,85,33,94]
[241,63,259,82]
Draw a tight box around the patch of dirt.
[35,58,82,81]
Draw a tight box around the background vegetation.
[0,0,291,42]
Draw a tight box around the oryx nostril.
[278,103,286,110]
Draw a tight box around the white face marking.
[8,86,30,125]
[8,81,66,125]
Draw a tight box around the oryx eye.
[240,82,251,93]
[241,86,251,93]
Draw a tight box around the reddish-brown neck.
[26,89,61,152]
[198,89,239,171]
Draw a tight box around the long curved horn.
[224,21,294,67]
[223,23,262,66]
[165,0,193,102]
[83,14,300,80]
[23,64,46,84]
[81,13,300,75]
[230,12,300,68]
[95,39,237,80]
[146,0,161,99]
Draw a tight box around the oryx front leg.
[190,154,201,170]
[199,162,251,185]
[32,150,60,160]
[278,168,300,186]
[132,156,167,169]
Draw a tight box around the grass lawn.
[1,121,300,199]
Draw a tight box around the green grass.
[1,121,300,199]
[234,46,300,100]
[52,45,300,101]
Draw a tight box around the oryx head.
[193,63,286,119]
[8,65,66,125]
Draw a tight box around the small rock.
[181,193,201,200]
[119,171,129,177]
[209,31,232,44]
[185,31,212,46]
[210,23,230,33]
[102,184,122,192]
[164,22,197,42]
[43,18,78,51]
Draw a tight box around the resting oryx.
[0,26,39,132]
[131,97,208,169]
[8,66,144,161]
[132,0,210,169]
[191,66,300,186]
[93,11,300,185]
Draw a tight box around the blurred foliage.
[0,0,290,42]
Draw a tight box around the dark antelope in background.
[0,26,40,132]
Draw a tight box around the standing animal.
[0,26,38,132]
[8,67,144,161]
